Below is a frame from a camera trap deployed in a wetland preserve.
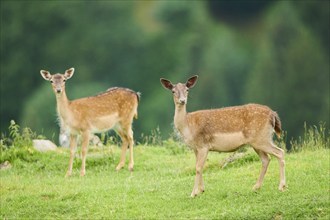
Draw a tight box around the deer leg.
[66,134,77,177]
[80,131,90,176]
[127,127,134,172]
[191,148,208,197]
[271,144,286,191]
[253,149,270,191]
[261,143,286,191]
[116,130,128,171]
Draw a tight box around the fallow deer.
[160,75,286,197]
[40,68,139,176]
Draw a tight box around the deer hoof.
[278,184,286,191]
[65,171,72,178]
[128,163,134,172]
[116,164,124,171]
[191,188,203,198]
[252,184,261,191]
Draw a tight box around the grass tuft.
[290,122,329,152]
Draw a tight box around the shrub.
[0,120,41,163]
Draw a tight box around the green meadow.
[1,124,329,219]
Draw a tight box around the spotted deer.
[160,75,286,197]
[40,68,139,176]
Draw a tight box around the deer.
[40,68,140,177]
[160,75,286,197]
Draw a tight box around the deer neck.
[55,90,72,122]
[174,104,188,133]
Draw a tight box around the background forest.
[1,0,329,146]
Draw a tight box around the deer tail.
[271,111,282,138]
[134,92,141,119]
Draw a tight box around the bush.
[0,120,41,163]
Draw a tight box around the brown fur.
[186,104,276,139]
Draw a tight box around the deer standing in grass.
[40,68,139,176]
[160,75,286,197]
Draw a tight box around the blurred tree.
[195,28,252,109]
[1,1,148,137]
[293,0,329,58]
[207,0,274,25]
[245,2,329,139]
[1,1,63,133]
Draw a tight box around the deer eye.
[50,80,54,83]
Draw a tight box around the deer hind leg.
[269,143,286,191]
[252,149,270,191]
[66,134,78,177]
[80,131,90,177]
[115,123,135,172]
[127,125,134,172]
[257,142,286,191]
[191,148,208,197]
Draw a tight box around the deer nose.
[179,99,186,104]
[56,89,62,93]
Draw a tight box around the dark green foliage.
[1,1,329,142]
[245,2,329,138]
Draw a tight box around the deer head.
[40,68,75,95]
[160,75,198,105]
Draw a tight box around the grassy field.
[1,139,329,219]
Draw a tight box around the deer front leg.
[66,134,77,177]
[191,147,208,197]
[80,132,90,176]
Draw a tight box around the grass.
[1,145,329,219]
[0,122,329,219]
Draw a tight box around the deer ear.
[186,75,198,88]
[40,70,52,81]
[160,78,174,90]
[64,68,74,79]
